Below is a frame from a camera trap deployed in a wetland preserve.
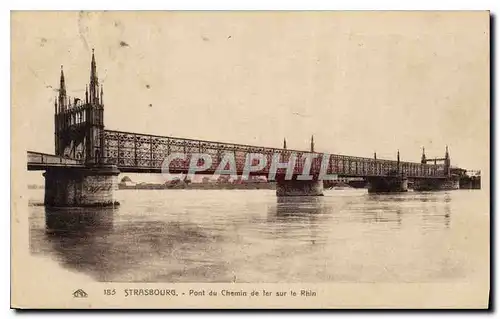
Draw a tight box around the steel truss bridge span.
[100,130,447,178]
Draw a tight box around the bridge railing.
[27,151,83,166]
[101,130,447,178]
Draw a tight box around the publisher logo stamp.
[73,289,88,298]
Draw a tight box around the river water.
[28,188,488,283]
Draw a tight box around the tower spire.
[58,65,66,111]
[89,48,99,104]
[421,146,426,164]
[445,145,449,159]
[374,151,377,160]
[310,135,315,152]
[283,138,287,149]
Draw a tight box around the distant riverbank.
[118,182,276,190]
[118,181,355,190]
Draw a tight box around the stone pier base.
[367,176,408,193]
[459,176,481,189]
[413,177,459,191]
[43,165,120,207]
[276,177,324,197]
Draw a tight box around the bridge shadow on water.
[44,207,115,237]
[41,207,116,280]
[39,206,229,282]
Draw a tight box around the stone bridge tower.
[54,49,105,165]
[47,49,118,207]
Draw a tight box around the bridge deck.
[27,151,84,170]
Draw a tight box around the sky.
[12,11,489,183]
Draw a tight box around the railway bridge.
[27,50,465,207]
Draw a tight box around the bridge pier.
[276,176,324,197]
[366,175,408,193]
[459,175,481,189]
[413,177,459,191]
[43,165,120,207]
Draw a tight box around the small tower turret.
[444,145,451,176]
[397,149,400,172]
[100,84,104,105]
[96,85,100,105]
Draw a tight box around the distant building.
[217,175,231,184]
[119,176,136,187]
[202,177,211,184]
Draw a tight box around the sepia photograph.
[10,10,490,309]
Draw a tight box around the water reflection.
[420,193,452,229]
[357,206,403,226]
[268,197,328,245]
[45,207,114,237]
[41,206,230,282]
[346,194,403,227]
[444,204,451,228]
[43,207,115,280]
[366,193,411,203]
[444,193,452,203]
[416,193,441,203]
[273,197,326,219]
[362,191,452,229]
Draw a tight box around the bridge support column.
[459,175,481,189]
[367,176,408,193]
[276,176,324,197]
[413,177,459,191]
[43,165,120,207]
